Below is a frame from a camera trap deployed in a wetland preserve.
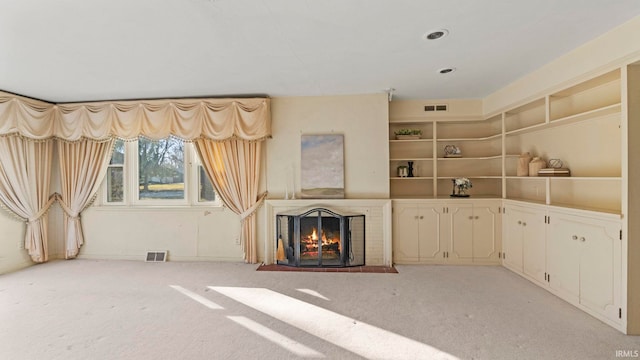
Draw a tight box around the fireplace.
[276,207,365,267]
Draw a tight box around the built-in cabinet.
[501,201,622,329]
[389,64,637,334]
[546,210,622,326]
[393,199,500,265]
[502,203,547,284]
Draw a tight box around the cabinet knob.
[420,216,424,219]
[475,216,479,220]
[580,237,586,242]
[572,235,578,240]
[517,221,522,225]
[469,216,473,220]
[522,222,526,226]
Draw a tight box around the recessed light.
[439,68,456,74]
[424,29,449,41]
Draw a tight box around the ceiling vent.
[424,104,448,112]
[145,251,168,262]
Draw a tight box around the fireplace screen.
[276,207,365,267]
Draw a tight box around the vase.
[529,157,546,177]
[407,161,414,177]
[517,152,531,176]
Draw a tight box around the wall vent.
[424,104,448,112]
[146,251,168,262]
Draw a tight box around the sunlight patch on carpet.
[296,289,330,301]
[209,286,459,360]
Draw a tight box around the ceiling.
[2,0,640,103]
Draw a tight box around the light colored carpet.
[1,260,638,360]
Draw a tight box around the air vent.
[424,104,448,112]
[145,251,167,262]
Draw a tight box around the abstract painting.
[301,134,344,198]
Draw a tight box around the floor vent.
[145,251,168,262]
[424,104,448,112]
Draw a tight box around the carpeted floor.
[1,260,639,360]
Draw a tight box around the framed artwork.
[301,134,344,198]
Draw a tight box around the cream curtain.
[195,138,267,264]
[57,139,115,259]
[0,134,54,262]
[0,93,270,141]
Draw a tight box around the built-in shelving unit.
[504,68,622,213]
[389,68,622,214]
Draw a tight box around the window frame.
[101,138,221,208]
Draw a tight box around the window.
[106,139,125,202]
[103,137,219,206]
[138,137,185,200]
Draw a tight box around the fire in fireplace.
[276,207,365,267]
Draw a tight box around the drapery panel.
[0,135,54,262]
[195,138,267,264]
[0,93,271,141]
[57,139,115,259]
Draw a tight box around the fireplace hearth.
[276,207,365,267]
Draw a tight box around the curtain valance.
[0,93,271,141]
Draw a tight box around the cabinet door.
[577,217,621,323]
[472,205,499,263]
[393,205,420,262]
[503,207,524,272]
[449,204,474,262]
[522,208,547,284]
[547,213,582,304]
[418,206,445,261]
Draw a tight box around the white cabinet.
[546,210,622,325]
[393,199,500,265]
[448,202,500,264]
[393,202,445,263]
[503,204,547,284]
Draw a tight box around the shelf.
[438,155,502,161]
[437,176,502,180]
[390,177,433,180]
[390,157,433,161]
[547,202,622,216]
[506,176,549,180]
[547,176,621,181]
[505,122,548,136]
[506,176,621,180]
[504,198,547,206]
[389,139,433,143]
[436,133,502,142]
[549,103,621,124]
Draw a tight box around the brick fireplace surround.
[262,200,392,267]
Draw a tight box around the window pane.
[107,166,124,202]
[199,166,216,202]
[110,139,125,165]
[138,137,185,200]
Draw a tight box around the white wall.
[79,206,243,261]
[266,94,390,199]
[0,209,30,274]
